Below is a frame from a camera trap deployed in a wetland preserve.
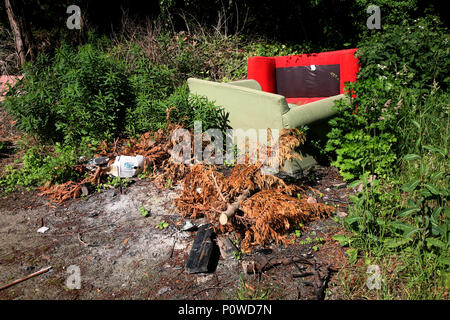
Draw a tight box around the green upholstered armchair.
[187,77,350,176]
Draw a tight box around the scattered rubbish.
[333,182,346,189]
[86,156,110,171]
[37,226,49,233]
[185,224,219,273]
[109,155,144,178]
[243,255,312,275]
[0,266,52,291]
[78,233,89,247]
[216,236,238,260]
[181,220,197,232]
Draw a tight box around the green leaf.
[424,183,440,195]
[345,216,363,225]
[346,248,358,264]
[423,145,446,158]
[411,120,421,130]
[384,237,412,248]
[332,234,350,246]
[426,237,446,249]
[389,221,416,234]
[403,154,420,161]
[348,180,363,189]
[430,171,444,182]
[402,179,420,192]
[439,257,450,266]
[431,207,442,222]
[398,207,420,218]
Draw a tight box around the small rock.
[216,236,238,260]
[81,183,90,196]
[325,188,331,192]
[337,211,348,218]
[356,183,364,193]
[157,287,171,296]
[306,197,317,204]
[196,274,214,285]
[105,189,116,198]
[242,260,256,274]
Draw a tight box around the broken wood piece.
[0,266,52,291]
[185,224,218,273]
[219,188,250,225]
[216,236,238,260]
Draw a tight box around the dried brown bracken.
[173,128,333,252]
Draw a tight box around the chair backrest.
[247,49,359,105]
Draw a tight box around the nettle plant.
[325,78,399,181]
[325,16,449,181]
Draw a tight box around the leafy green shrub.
[3,43,133,145]
[125,55,176,135]
[0,143,82,193]
[326,16,449,180]
[162,84,229,132]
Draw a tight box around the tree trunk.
[4,0,35,67]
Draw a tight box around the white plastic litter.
[37,226,49,233]
[109,155,144,178]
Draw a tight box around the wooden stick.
[219,188,250,225]
[0,266,52,291]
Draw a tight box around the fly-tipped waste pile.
[38,120,181,204]
[173,128,334,252]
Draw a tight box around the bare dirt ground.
[0,165,352,300]
[0,105,354,300]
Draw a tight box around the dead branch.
[0,266,52,291]
[219,188,250,225]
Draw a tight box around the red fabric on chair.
[285,97,324,105]
[247,56,276,93]
[247,48,359,106]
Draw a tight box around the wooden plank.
[185,224,216,274]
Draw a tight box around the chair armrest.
[282,94,349,128]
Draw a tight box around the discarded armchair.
[187,48,359,176]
